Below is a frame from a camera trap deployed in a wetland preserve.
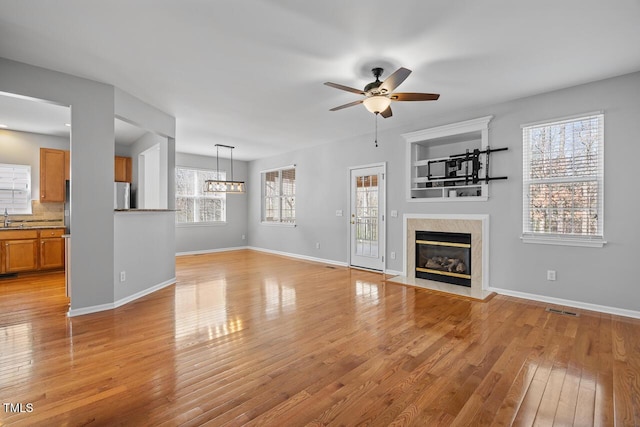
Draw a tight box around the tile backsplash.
[6,200,64,228]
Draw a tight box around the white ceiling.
[0,94,149,145]
[1,1,639,161]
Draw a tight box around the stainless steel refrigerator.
[114,182,130,209]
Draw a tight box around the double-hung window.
[522,113,604,246]
[0,163,32,215]
[175,167,226,224]
[262,166,296,224]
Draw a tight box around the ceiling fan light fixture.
[363,96,391,114]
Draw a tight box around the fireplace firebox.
[415,231,471,287]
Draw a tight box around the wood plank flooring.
[1,249,639,426]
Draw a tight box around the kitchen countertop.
[0,225,65,231]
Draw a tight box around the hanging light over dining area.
[204,144,245,194]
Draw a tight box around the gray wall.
[1,57,116,310]
[248,71,640,313]
[0,129,69,199]
[114,211,175,301]
[175,152,248,254]
[1,57,176,314]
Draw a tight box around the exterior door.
[350,164,385,271]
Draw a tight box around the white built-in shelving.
[402,116,493,202]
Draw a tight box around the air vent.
[546,307,579,317]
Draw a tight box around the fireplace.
[415,230,471,287]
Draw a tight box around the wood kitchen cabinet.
[1,230,39,273]
[0,229,65,274]
[40,148,66,203]
[39,229,65,270]
[115,156,132,182]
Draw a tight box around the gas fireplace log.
[423,257,467,274]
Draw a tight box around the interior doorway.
[349,163,386,271]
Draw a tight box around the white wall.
[0,129,69,199]
[175,152,248,254]
[248,71,640,313]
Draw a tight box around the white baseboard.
[67,277,176,318]
[176,246,249,256]
[384,269,403,276]
[67,302,115,318]
[489,286,640,320]
[247,246,349,268]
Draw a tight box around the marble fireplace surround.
[389,214,492,300]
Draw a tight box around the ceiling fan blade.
[391,92,440,101]
[324,82,365,95]
[329,99,364,111]
[380,106,392,118]
[378,67,411,94]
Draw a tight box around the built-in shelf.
[403,116,493,202]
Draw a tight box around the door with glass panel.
[350,165,385,271]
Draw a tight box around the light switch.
[336,210,343,217]
[391,210,398,218]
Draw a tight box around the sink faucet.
[3,208,9,228]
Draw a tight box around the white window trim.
[521,112,605,247]
[175,166,227,226]
[261,165,296,226]
[0,163,32,215]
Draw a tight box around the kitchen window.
[175,167,226,224]
[262,166,296,225]
[0,163,32,215]
[521,112,604,247]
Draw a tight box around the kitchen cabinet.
[115,156,132,183]
[0,228,65,274]
[1,230,38,273]
[39,229,65,270]
[40,148,66,203]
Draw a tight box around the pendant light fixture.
[204,144,245,194]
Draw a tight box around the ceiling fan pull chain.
[374,113,379,147]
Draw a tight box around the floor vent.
[325,266,337,269]
[546,307,579,317]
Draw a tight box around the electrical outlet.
[242,234,246,240]
[335,210,343,217]
[390,251,396,260]
[391,210,398,218]
[547,270,556,281]
[316,242,320,249]
[120,271,126,282]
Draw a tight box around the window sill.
[521,234,606,248]
[260,222,296,228]
[176,222,227,228]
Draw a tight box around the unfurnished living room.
[1,1,639,426]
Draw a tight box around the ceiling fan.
[324,67,440,118]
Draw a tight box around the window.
[0,163,32,215]
[522,113,604,246]
[175,167,226,224]
[262,166,295,224]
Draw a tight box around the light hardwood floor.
[1,250,639,426]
